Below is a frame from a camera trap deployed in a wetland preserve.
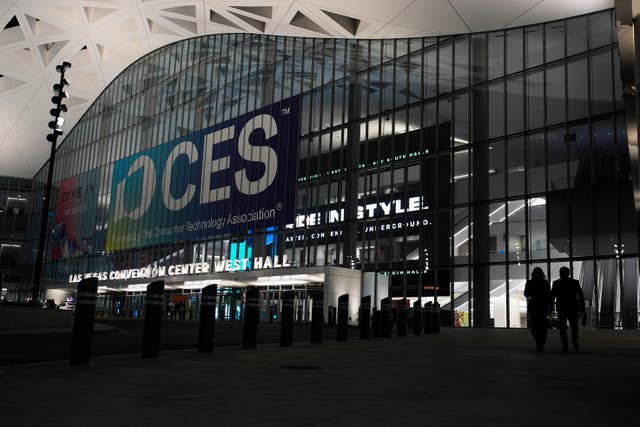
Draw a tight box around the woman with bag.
[524,267,552,352]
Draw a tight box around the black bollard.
[397,298,407,337]
[380,297,392,338]
[198,285,217,352]
[424,302,433,334]
[371,308,379,337]
[412,300,423,335]
[242,286,259,349]
[69,277,99,366]
[142,281,164,358]
[432,302,441,334]
[310,292,323,343]
[359,295,371,339]
[337,294,349,342]
[280,290,294,346]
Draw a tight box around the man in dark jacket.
[551,267,585,351]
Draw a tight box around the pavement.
[1,326,639,426]
[0,306,118,335]
[0,312,359,365]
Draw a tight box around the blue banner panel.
[106,96,300,251]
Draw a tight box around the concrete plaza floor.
[1,327,638,426]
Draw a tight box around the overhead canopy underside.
[0,0,612,178]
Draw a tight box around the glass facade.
[0,175,32,301]
[26,9,640,328]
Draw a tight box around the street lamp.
[32,61,71,304]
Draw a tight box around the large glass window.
[546,64,565,125]
[488,82,505,138]
[527,70,544,129]
[506,76,524,135]
[591,48,613,115]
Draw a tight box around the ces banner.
[106,96,300,251]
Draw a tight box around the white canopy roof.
[0,0,612,178]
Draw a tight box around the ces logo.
[112,114,280,222]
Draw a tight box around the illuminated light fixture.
[48,117,65,133]
[452,169,497,182]
[453,200,535,250]
[0,243,21,248]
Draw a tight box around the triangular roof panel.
[228,11,265,32]
[83,6,118,24]
[290,11,330,36]
[209,11,242,31]
[25,14,66,38]
[162,6,197,18]
[229,6,272,19]
[37,40,69,66]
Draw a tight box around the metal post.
[280,290,294,346]
[32,62,71,304]
[69,277,98,366]
[198,285,217,352]
[141,280,164,358]
[337,294,349,342]
[359,295,371,339]
[242,286,259,349]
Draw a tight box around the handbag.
[548,311,558,329]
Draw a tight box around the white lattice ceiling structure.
[0,0,612,178]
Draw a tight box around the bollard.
[69,277,99,366]
[424,302,433,334]
[397,298,407,337]
[372,308,380,337]
[432,302,441,334]
[412,300,423,335]
[142,281,164,358]
[242,286,259,349]
[359,296,371,339]
[280,290,294,346]
[380,297,392,338]
[337,294,349,342]
[197,285,217,353]
[310,292,323,343]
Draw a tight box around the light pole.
[32,61,71,304]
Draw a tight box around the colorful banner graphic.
[52,168,100,259]
[106,96,300,251]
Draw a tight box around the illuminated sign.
[212,255,290,272]
[67,256,291,283]
[289,196,428,228]
[106,96,300,251]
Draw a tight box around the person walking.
[551,266,585,352]
[524,267,552,352]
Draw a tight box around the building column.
[471,36,490,328]
[343,48,361,269]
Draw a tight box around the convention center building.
[25,7,640,328]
